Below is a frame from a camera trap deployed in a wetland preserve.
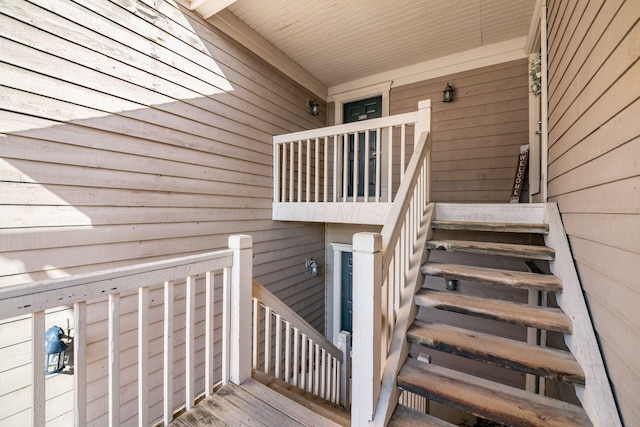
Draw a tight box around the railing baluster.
[293,328,299,386]
[185,275,196,409]
[387,126,393,202]
[275,313,282,379]
[289,142,294,203]
[342,134,348,203]
[320,348,326,399]
[301,334,307,390]
[314,343,320,395]
[376,127,381,202]
[205,271,215,397]
[265,306,272,375]
[281,143,288,202]
[285,321,291,382]
[222,266,230,385]
[364,130,370,201]
[306,139,311,202]
[401,124,406,177]
[74,301,87,426]
[138,286,149,427]
[164,281,174,425]
[353,132,359,203]
[32,310,45,427]
[315,137,320,202]
[323,136,328,202]
[252,298,259,370]
[298,140,303,202]
[109,293,120,427]
[333,135,338,202]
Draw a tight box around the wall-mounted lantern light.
[442,83,454,103]
[309,100,320,116]
[45,326,68,375]
[306,258,318,277]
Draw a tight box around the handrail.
[273,111,419,143]
[251,279,351,407]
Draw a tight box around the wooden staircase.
[391,204,600,426]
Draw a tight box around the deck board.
[170,379,342,426]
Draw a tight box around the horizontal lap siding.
[390,59,530,203]
[0,0,325,424]
[546,0,640,424]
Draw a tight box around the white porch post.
[228,234,252,385]
[338,330,352,409]
[414,99,431,146]
[351,232,382,425]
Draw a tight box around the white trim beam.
[207,9,328,99]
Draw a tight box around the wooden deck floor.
[170,378,347,427]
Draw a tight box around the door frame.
[525,0,548,202]
[330,242,352,345]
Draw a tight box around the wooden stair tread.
[415,289,572,333]
[427,239,555,260]
[407,321,584,384]
[251,370,350,426]
[421,262,562,291]
[432,220,549,234]
[397,359,591,427]
[389,404,456,426]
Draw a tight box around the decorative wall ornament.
[530,53,542,96]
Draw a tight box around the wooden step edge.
[427,239,555,260]
[415,289,572,333]
[252,370,351,426]
[407,322,585,385]
[389,404,456,426]
[431,220,549,234]
[397,359,591,427]
[421,262,563,292]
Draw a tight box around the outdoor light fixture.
[306,258,318,277]
[45,326,68,375]
[309,99,320,116]
[442,83,454,103]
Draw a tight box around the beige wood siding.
[0,1,325,424]
[391,59,530,203]
[546,0,640,423]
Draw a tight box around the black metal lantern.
[45,326,68,375]
[442,83,454,103]
[309,99,320,116]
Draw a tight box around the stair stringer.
[544,203,621,426]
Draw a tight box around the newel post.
[351,232,382,424]
[228,235,252,385]
[414,99,432,146]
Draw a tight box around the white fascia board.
[328,37,528,97]
[207,9,328,100]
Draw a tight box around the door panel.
[340,251,353,334]
[343,96,382,197]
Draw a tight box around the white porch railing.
[273,101,432,224]
[252,280,351,408]
[0,235,251,426]
[0,235,345,426]
[351,101,435,425]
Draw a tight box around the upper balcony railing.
[273,100,432,224]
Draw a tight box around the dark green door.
[343,96,382,197]
[340,251,353,334]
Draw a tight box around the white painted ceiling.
[224,0,536,88]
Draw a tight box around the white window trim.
[329,242,352,345]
